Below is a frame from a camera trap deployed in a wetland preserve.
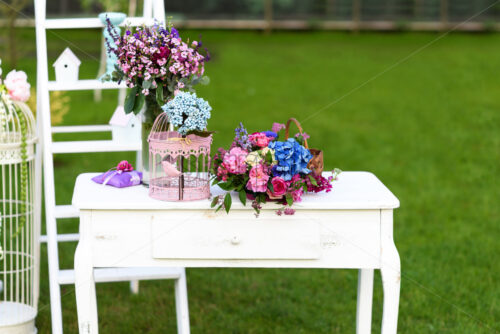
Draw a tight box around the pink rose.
[223,147,248,174]
[248,132,272,148]
[246,164,270,193]
[267,177,287,199]
[4,70,30,102]
[117,160,133,172]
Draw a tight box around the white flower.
[245,151,262,167]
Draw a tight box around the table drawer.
[89,209,381,268]
[151,212,321,260]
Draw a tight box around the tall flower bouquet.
[104,19,209,182]
[105,19,209,116]
[211,122,340,216]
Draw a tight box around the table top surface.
[72,171,399,211]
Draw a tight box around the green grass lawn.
[4,29,500,333]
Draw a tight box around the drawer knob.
[230,236,241,245]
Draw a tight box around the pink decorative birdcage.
[148,113,212,201]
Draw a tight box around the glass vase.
[141,92,163,186]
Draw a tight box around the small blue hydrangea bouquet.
[211,122,340,216]
[161,91,212,136]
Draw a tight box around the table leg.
[380,210,401,334]
[175,268,190,334]
[75,213,99,334]
[356,269,374,334]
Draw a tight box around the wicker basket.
[284,117,324,175]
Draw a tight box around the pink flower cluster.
[247,164,269,193]
[108,23,207,94]
[248,132,272,148]
[4,70,30,102]
[222,147,248,175]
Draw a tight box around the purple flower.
[170,27,179,38]
[263,131,277,139]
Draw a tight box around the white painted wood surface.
[73,171,401,333]
[73,171,399,210]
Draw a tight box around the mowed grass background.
[4,29,500,333]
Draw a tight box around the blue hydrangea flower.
[161,91,211,135]
[268,138,312,180]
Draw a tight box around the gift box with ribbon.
[92,160,142,188]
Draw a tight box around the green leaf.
[215,205,223,213]
[210,196,219,208]
[266,151,273,163]
[142,80,152,89]
[267,182,274,193]
[217,182,234,191]
[238,190,247,206]
[156,83,164,105]
[224,193,232,214]
[285,193,293,206]
[132,92,145,115]
[124,86,138,114]
[199,76,210,85]
[308,174,318,186]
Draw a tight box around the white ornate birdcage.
[148,113,212,201]
[0,99,39,334]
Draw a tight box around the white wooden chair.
[34,1,190,333]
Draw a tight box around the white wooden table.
[72,171,400,334]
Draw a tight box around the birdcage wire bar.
[148,113,212,201]
[0,101,38,333]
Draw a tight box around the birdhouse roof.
[109,106,134,127]
[53,47,81,67]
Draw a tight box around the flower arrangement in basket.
[148,92,213,201]
[211,119,340,216]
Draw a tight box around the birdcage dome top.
[0,99,36,146]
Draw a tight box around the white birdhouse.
[109,106,141,143]
[52,47,81,82]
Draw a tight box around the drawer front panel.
[151,212,321,260]
[89,210,381,268]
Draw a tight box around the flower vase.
[142,92,164,186]
[98,12,126,81]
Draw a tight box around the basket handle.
[284,117,309,149]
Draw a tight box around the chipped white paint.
[73,171,401,333]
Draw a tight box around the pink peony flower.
[268,177,287,198]
[222,147,248,174]
[117,160,133,172]
[271,122,285,133]
[4,70,30,102]
[248,132,272,148]
[246,164,270,193]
